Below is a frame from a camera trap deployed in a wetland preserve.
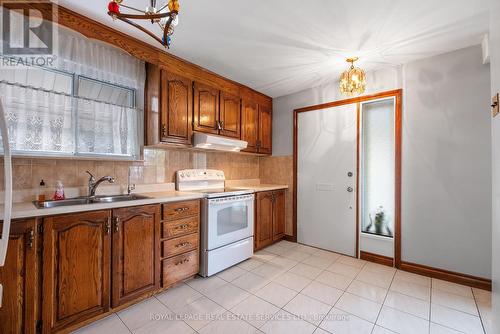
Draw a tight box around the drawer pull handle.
[176,224,189,230]
[175,242,191,248]
[175,258,190,265]
[174,207,189,213]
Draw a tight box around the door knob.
[347,172,353,177]
[347,187,353,192]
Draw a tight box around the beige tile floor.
[72,240,492,334]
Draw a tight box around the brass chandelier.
[107,0,180,48]
[339,57,366,96]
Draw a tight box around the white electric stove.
[176,169,255,277]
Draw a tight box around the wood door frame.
[293,89,402,267]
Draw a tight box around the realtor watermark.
[1,1,58,68]
[149,312,350,323]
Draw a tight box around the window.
[360,98,396,238]
[0,12,145,159]
[76,76,135,108]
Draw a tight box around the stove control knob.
[180,172,185,178]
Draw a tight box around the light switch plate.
[493,93,499,118]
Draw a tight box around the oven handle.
[208,194,255,205]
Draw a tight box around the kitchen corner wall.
[0,148,260,202]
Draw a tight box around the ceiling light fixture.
[339,57,366,96]
[107,0,180,48]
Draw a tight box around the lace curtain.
[0,9,144,159]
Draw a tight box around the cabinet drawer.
[162,233,198,258]
[163,200,200,221]
[162,250,198,287]
[162,216,199,239]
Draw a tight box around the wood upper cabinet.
[219,91,241,138]
[111,205,160,307]
[42,210,111,333]
[241,99,272,154]
[255,191,274,250]
[145,64,193,146]
[255,190,286,251]
[0,219,39,334]
[193,82,220,134]
[160,70,193,145]
[241,99,259,153]
[145,63,271,151]
[258,104,272,154]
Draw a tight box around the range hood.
[193,133,248,152]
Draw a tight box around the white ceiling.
[58,0,490,98]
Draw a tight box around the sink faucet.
[86,171,115,197]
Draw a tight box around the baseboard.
[284,234,297,242]
[360,251,394,267]
[400,261,491,291]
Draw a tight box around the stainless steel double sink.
[34,194,151,209]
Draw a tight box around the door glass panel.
[361,98,395,238]
[217,204,248,236]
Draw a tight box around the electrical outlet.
[493,93,499,118]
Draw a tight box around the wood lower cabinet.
[273,190,286,240]
[6,200,199,333]
[0,219,39,334]
[254,190,286,251]
[255,191,274,249]
[111,205,161,307]
[42,210,111,333]
[160,201,200,288]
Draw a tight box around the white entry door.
[297,104,357,256]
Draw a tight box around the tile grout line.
[370,265,396,334]
[471,288,488,334]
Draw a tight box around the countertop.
[3,191,205,220]
[230,184,289,192]
[2,184,288,220]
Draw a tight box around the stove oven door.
[206,194,254,250]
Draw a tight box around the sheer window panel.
[76,98,139,159]
[360,98,395,238]
[0,82,75,155]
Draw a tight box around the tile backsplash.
[0,149,296,238]
[0,147,260,200]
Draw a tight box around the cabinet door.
[43,211,111,333]
[258,104,272,154]
[0,219,38,334]
[273,190,286,240]
[241,99,259,153]
[219,91,241,138]
[255,191,274,250]
[160,70,193,145]
[193,82,220,134]
[111,205,160,307]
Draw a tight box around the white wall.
[489,0,500,330]
[273,45,492,278]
